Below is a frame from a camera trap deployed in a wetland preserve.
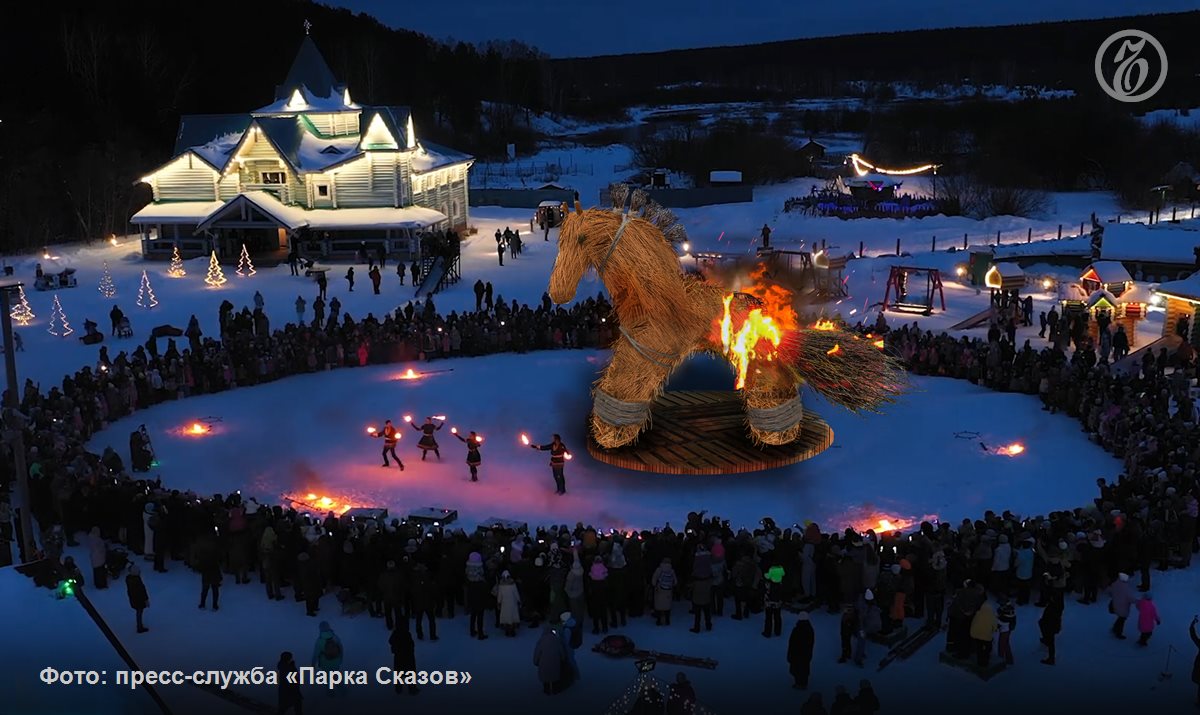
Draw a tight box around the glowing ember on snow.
[720,294,783,390]
[286,492,356,516]
[180,422,212,436]
[998,443,1025,456]
[520,434,530,445]
[398,368,421,380]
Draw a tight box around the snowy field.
[3,187,1198,714]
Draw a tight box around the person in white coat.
[496,570,522,637]
[1109,572,1135,640]
[991,534,1013,595]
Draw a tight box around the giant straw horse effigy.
[548,185,904,450]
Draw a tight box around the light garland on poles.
[137,270,159,309]
[168,245,187,277]
[10,285,34,325]
[848,153,939,177]
[98,262,116,298]
[236,244,256,277]
[205,251,227,287]
[47,294,73,337]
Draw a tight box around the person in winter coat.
[587,556,610,634]
[855,590,882,666]
[1136,593,1161,646]
[996,599,1016,666]
[196,531,222,610]
[788,611,816,688]
[1039,583,1064,665]
[666,672,697,715]
[970,598,998,666]
[465,552,489,640]
[533,624,566,694]
[453,429,482,481]
[378,560,404,630]
[1190,616,1200,706]
[87,527,108,589]
[709,540,727,616]
[295,296,306,325]
[801,693,828,715]
[345,266,355,291]
[1110,572,1135,639]
[558,611,581,687]
[375,419,404,470]
[388,621,420,695]
[396,261,406,285]
[652,557,676,626]
[830,685,856,715]
[1013,540,1035,605]
[126,564,149,633]
[732,552,761,620]
[565,559,587,624]
[497,571,522,636]
[369,265,382,294]
[409,562,438,640]
[312,621,343,693]
[856,679,880,715]
[276,651,302,714]
[690,545,714,633]
[763,565,786,638]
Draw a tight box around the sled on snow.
[592,634,718,670]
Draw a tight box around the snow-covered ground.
[5,183,1199,714]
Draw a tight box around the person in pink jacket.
[1136,593,1161,646]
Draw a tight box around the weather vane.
[303,19,312,35]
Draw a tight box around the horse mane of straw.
[608,184,688,245]
[573,206,699,333]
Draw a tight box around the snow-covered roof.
[1157,270,1200,301]
[1119,283,1154,304]
[190,132,243,170]
[1083,261,1132,285]
[255,88,357,115]
[411,141,474,174]
[273,36,343,103]
[538,200,565,207]
[174,114,251,156]
[1085,288,1118,308]
[994,236,1090,259]
[131,200,226,225]
[1099,222,1200,265]
[989,262,1024,279]
[192,191,446,233]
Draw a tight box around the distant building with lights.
[132,35,473,262]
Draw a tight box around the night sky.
[322,0,1191,57]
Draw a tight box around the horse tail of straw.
[777,329,906,413]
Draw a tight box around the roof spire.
[303,19,312,35]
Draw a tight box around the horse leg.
[741,364,805,446]
[591,341,674,449]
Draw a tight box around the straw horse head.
[549,185,903,450]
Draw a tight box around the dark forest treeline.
[2,3,1198,249]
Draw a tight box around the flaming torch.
[403,415,413,423]
[997,443,1025,457]
[366,426,378,436]
[450,427,458,435]
[520,434,530,446]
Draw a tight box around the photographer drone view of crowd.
[3,281,1200,713]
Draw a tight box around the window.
[261,171,286,185]
[317,184,330,197]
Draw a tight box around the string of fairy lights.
[848,153,939,177]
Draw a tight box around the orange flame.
[827,344,841,355]
[872,339,885,349]
[399,368,420,380]
[742,264,798,331]
[366,426,377,435]
[520,434,530,445]
[721,294,783,389]
[999,443,1025,456]
[813,319,838,331]
[288,492,356,516]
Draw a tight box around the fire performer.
[410,416,444,461]
[453,428,483,482]
[530,434,570,495]
[372,420,404,470]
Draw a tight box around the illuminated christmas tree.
[205,251,227,287]
[98,262,116,298]
[136,270,158,308]
[167,245,187,277]
[236,243,256,277]
[47,294,73,337]
[9,285,34,326]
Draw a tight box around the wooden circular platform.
[587,390,833,475]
